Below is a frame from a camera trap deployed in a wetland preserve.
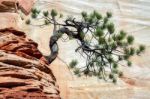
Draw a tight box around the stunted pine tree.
[26,8,145,83]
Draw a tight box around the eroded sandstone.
[0,0,36,14]
[0,28,60,99]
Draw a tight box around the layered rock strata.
[0,0,36,15]
[0,28,60,99]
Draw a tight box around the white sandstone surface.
[19,0,150,99]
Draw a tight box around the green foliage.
[31,8,40,19]
[98,37,105,44]
[127,61,132,67]
[109,73,114,79]
[127,35,134,44]
[31,8,39,14]
[83,69,90,75]
[130,47,135,55]
[95,28,104,37]
[44,20,49,25]
[117,30,127,41]
[112,78,117,83]
[80,32,85,39]
[139,45,145,52]
[43,11,49,17]
[25,19,30,24]
[27,8,146,83]
[104,17,108,23]
[74,68,80,75]
[31,13,37,18]
[69,59,78,68]
[120,30,127,38]
[108,56,114,63]
[94,10,102,20]
[107,12,112,18]
[107,22,115,34]
[51,9,57,17]
[113,63,118,69]
[118,56,123,61]
[136,45,145,55]
[118,71,123,77]
[124,48,130,55]
[81,11,87,18]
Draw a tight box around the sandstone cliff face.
[0,0,36,30]
[0,0,61,98]
[23,0,150,99]
[0,0,36,14]
[1,0,150,99]
[0,28,60,99]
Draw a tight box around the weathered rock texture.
[0,0,36,30]
[27,1,150,99]
[0,0,36,14]
[0,13,20,30]
[0,28,60,99]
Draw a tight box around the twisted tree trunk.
[0,28,60,99]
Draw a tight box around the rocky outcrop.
[18,0,36,15]
[0,0,61,98]
[0,0,17,12]
[0,0,36,15]
[0,28,60,99]
[0,0,36,30]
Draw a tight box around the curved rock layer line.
[0,28,60,99]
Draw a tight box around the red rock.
[0,0,17,12]
[0,28,46,62]
[0,1,60,98]
[18,0,36,15]
[0,28,60,99]
[3,91,51,99]
[0,0,36,15]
